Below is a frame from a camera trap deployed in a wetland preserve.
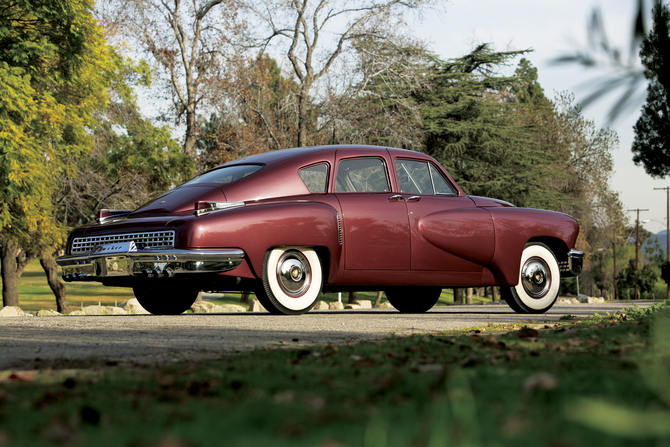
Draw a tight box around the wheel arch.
[527,237,569,276]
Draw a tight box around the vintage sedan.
[56,145,583,315]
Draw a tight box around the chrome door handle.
[388,195,405,202]
[407,196,421,202]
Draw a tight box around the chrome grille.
[71,231,176,254]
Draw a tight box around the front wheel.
[133,282,199,315]
[502,243,560,314]
[384,287,442,313]
[259,247,323,315]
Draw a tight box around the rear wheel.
[384,287,442,313]
[133,282,199,315]
[259,247,323,315]
[502,243,560,314]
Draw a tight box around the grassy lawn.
[2,261,493,313]
[0,303,668,446]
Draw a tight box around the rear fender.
[174,202,342,282]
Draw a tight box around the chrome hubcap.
[277,251,311,297]
[521,257,551,298]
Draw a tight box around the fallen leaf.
[502,416,529,436]
[585,338,601,347]
[417,364,444,373]
[305,396,326,409]
[273,391,295,404]
[513,327,539,338]
[567,337,581,347]
[8,372,34,382]
[523,372,559,391]
[460,357,480,367]
[405,345,424,352]
[353,358,377,368]
[157,375,176,388]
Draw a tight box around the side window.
[335,158,390,192]
[395,160,432,194]
[429,163,458,195]
[298,163,329,193]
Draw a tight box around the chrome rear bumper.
[56,247,245,281]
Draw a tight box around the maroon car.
[56,145,583,315]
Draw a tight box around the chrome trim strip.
[195,201,245,216]
[56,248,245,281]
[337,213,343,246]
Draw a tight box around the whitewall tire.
[502,243,561,314]
[260,247,323,315]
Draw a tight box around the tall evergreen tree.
[632,3,670,177]
[418,45,567,209]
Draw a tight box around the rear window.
[298,163,329,193]
[185,165,263,185]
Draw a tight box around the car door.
[334,152,411,270]
[393,158,495,272]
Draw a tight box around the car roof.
[220,145,433,169]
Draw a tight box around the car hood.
[128,185,227,218]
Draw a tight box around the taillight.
[97,209,113,223]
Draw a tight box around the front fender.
[485,208,580,286]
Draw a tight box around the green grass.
[3,261,493,312]
[1,302,669,447]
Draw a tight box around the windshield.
[185,164,263,185]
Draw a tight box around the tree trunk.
[453,288,463,304]
[184,106,197,158]
[39,249,70,314]
[240,292,250,303]
[348,291,358,304]
[492,286,499,302]
[0,238,20,307]
[296,87,311,147]
[466,287,473,304]
[374,291,383,307]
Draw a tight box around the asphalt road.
[0,301,652,370]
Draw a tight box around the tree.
[632,3,670,177]
[320,35,431,149]
[101,0,243,158]
[246,0,434,147]
[617,258,658,299]
[418,45,568,209]
[197,54,301,168]
[0,0,110,307]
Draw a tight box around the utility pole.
[654,187,670,300]
[628,209,649,300]
[613,229,617,300]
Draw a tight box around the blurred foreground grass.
[1,261,495,312]
[0,302,668,446]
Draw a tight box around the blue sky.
[413,0,669,233]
